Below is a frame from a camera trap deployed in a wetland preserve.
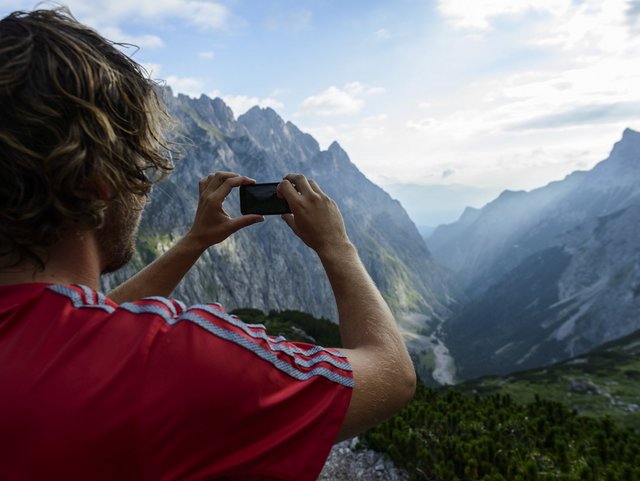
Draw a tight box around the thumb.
[227,215,264,234]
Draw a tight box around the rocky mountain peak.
[583,128,640,193]
[607,127,640,167]
[458,206,481,224]
[239,105,285,129]
[237,106,320,161]
[193,95,236,133]
[328,140,345,154]
[493,189,526,204]
[622,127,639,141]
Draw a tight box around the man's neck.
[0,230,103,290]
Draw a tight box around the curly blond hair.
[0,8,174,268]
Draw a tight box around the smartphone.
[239,182,291,215]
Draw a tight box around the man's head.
[0,8,173,272]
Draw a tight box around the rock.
[318,438,409,481]
[569,379,600,394]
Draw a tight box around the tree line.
[361,384,640,481]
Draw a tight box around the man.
[0,8,416,481]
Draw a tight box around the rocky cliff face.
[430,129,640,379]
[103,89,456,349]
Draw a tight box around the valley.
[104,92,640,403]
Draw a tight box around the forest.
[361,385,640,480]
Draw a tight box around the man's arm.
[108,172,263,304]
[277,174,417,441]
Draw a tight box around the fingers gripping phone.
[240,182,292,215]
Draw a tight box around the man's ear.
[93,178,113,201]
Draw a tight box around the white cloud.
[300,87,364,116]
[0,0,235,68]
[95,25,164,48]
[218,94,284,116]
[299,114,389,155]
[140,62,163,79]
[198,51,215,60]
[436,0,637,60]
[343,81,385,96]
[406,118,437,132]
[66,0,230,30]
[420,0,640,139]
[166,75,205,98]
[264,9,312,32]
[12,0,233,54]
[359,114,388,139]
[437,0,571,31]
[374,28,392,40]
[298,124,342,150]
[298,82,384,116]
[182,1,228,30]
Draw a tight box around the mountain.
[428,129,640,379]
[102,89,458,382]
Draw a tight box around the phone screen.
[240,182,292,215]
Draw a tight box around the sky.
[3,0,640,224]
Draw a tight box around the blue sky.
[4,0,640,222]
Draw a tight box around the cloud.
[3,0,235,61]
[406,118,437,131]
[626,0,640,29]
[218,94,284,116]
[165,75,205,98]
[298,114,389,152]
[442,169,455,179]
[198,51,215,60]
[343,81,385,96]
[20,0,233,49]
[298,82,384,116]
[300,87,363,116]
[264,9,312,32]
[182,1,228,30]
[509,102,640,130]
[98,25,164,48]
[437,0,571,31]
[140,62,163,79]
[374,28,392,40]
[358,114,388,139]
[71,0,231,30]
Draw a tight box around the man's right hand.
[277,174,351,256]
[278,173,416,442]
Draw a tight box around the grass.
[457,331,640,431]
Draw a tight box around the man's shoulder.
[46,284,226,325]
[43,284,354,388]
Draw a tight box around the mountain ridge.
[429,128,640,379]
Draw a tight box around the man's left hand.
[186,172,264,249]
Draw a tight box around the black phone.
[239,182,291,215]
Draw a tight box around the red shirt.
[0,283,353,481]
